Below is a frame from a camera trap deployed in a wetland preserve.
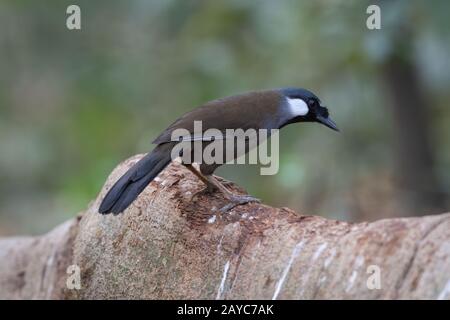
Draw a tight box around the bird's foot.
[219,194,260,213]
[190,185,217,202]
[215,178,234,187]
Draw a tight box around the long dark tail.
[99,144,172,214]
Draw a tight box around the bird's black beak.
[316,114,339,132]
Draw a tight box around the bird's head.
[280,87,339,131]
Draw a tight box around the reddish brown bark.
[0,155,449,299]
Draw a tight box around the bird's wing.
[152,91,282,145]
[169,133,227,142]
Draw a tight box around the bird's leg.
[204,175,260,213]
[184,164,217,198]
[183,164,260,212]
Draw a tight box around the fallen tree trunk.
[0,154,449,299]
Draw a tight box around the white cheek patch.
[287,98,309,117]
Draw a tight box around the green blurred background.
[0,0,449,236]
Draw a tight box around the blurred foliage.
[0,0,449,235]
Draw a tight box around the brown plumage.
[153,90,283,144]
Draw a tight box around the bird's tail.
[99,144,172,214]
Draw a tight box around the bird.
[98,87,338,215]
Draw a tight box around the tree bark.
[0,154,449,299]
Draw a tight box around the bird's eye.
[308,99,315,107]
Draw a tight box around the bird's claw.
[219,195,260,213]
[189,185,217,202]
